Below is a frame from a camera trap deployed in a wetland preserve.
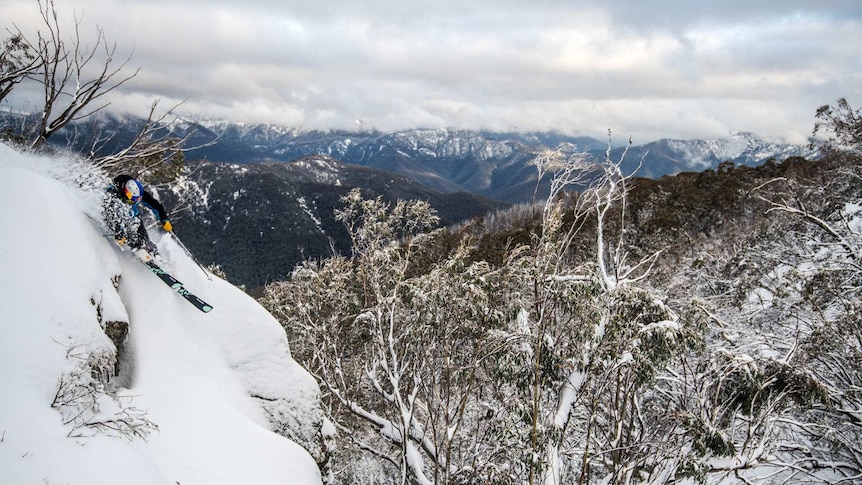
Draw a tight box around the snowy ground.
[0,143,322,484]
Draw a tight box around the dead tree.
[14,0,138,149]
[86,99,215,181]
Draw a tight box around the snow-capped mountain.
[0,112,819,202]
[164,121,816,200]
[612,131,819,178]
[0,143,326,484]
[174,124,606,200]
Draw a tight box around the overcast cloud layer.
[2,0,860,143]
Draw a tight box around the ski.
[99,228,214,313]
[132,251,214,313]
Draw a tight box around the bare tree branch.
[15,0,139,149]
[88,99,216,177]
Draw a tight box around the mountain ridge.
[1,112,819,203]
[612,131,819,178]
[161,154,506,289]
[170,119,817,191]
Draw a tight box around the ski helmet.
[123,179,144,203]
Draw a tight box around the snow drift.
[0,143,324,484]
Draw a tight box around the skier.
[104,174,173,256]
[102,175,213,312]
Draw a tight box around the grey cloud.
[1,0,860,143]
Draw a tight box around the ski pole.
[170,232,213,281]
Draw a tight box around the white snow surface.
[0,144,322,485]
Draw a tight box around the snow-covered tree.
[267,190,449,484]
[655,145,862,483]
[0,33,37,104]
[266,138,699,484]
[481,139,696,485]
[812,97,862,156]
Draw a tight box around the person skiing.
[104,174,173,255]
[102,175,213,312]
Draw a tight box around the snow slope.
[0,143,323,485]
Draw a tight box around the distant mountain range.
[1,112,819,203]
[141,121,608,202]
[166,121,818,202]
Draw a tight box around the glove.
[116,237,127,246]
[162,220,173,232]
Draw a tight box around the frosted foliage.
[265,143,695,484]
[265,141,862,484]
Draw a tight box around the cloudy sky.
[2,0,860,144]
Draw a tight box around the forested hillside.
[159,156,505,289]
[263,120,862,483]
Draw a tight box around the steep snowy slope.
[0,143,323,485]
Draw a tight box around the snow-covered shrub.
[51,344,157,440]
